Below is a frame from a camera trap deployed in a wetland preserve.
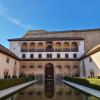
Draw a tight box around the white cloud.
[0,4,32,29]
[6,15,32,29]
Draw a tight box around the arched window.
[21,42,28,52]
[46,45,53,52]
[63,42,70,52]
[29,42,36,52]
[45,42,54,52]
[55,42,62,52]
[37,42,44,52]
[71,42,78,52]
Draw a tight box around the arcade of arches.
[20,61,80,79]
[20,41,79,52]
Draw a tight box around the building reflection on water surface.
[5,79,99,100]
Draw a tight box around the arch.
[4,69,9,79]
[72,65,79,77]
[37,42,44,52]
[45,63,54,80]
[29,42,36,52]
[21,42,28,52]
[71,42,78,52]
[55,42,62,52]
[65,65,70,70]
[46,45,53,52]
[56,65,62,69]
[55,65,63,76]
[64,65,70,76]
[45,42,54,52]
[63,42,70,52]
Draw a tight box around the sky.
[0,0,100,48]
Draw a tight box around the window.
[6,57,9,63]
[49,54,52,58]
[90,70,94,78]
[89,57,92,62]
[73,53,77,58]
[47,54,49,58]
[65,54,69,58]
[29,65,34,68]
[15,60,17,66]
[38,54,42,58]
[57,54,60,58]
[22,54,26,58]
[47,54,52,58]
[21,66,26,68]
[82,61,86,77]
[30,54,34,58]
[38,65,42,68]
[21,42,28,52]
[71,42,78,52]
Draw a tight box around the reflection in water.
[45,80,54,98]
[5,79,100,100]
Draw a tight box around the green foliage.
[0,76,35,90]
[64,76,100,91]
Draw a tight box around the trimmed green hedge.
[64,76,100,91]
[0,76,35,90]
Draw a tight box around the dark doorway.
[45,63,54,80]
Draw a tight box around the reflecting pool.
[4,79,100,100]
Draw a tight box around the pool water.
[5,79,100,100]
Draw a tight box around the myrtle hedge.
[0,75,35,90]
[64,76,100,91]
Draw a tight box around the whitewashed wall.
[80,51,100,77]
[9,40,84,59]
[0,52,20,79]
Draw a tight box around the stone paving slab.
[0,80,37,99]
[63,80,100,99]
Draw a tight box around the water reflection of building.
[0,29,100,79]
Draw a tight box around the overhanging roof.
[0,44,19,60]
[8,37,84,41]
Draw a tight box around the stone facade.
[0,28,100,79]
[20,60,79,78]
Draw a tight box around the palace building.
[0,29,100,79]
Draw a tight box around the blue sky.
[0,0,100,48]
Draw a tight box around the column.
[36,42,37,52]
[62,41,63,52]
[54,42,55,52]
[70,42,71,52]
